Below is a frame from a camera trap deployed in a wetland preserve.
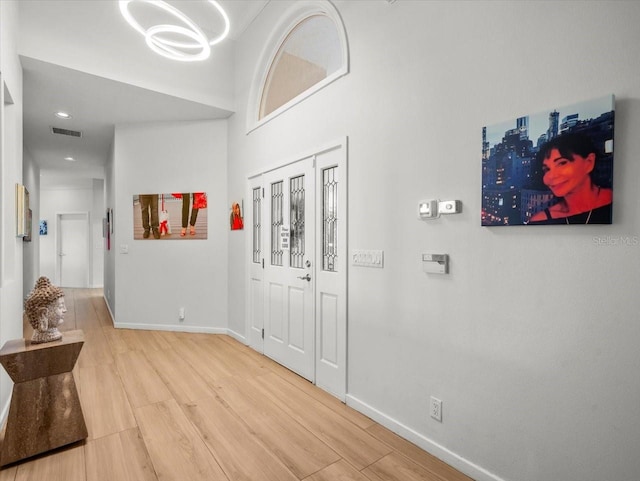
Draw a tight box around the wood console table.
[0,330,87,466]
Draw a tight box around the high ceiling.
[20,0,269,188]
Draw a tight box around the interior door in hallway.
[58,213,89,288]
[263,157,315,381]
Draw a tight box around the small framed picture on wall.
[230,201,243,230]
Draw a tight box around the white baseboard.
[346,394,505,481]
[113,322,227,335]
[104,297,228,335]
[103,294,115,324]
[226,329,247,344]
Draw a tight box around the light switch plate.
[352,249,384,268]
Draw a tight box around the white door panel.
[246,139,347,400]
[315,146,347,399]
[58,213,89,288]
[288,285,306,351]
[319,292,339,366]
[263,157,315,381]
[268,282,285,341]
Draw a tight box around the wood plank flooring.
[2,288,474,481]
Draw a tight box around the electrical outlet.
[430,396,442,422]
[179,307,185,322]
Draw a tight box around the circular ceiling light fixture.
[55,111,72,119]
[64,156,77,162]
[119,0,230,62]
[145,24,211,62]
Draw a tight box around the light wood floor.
[1,288,473,481]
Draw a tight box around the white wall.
[39,182,103,287]
[22,148,40,295]
[228,2,640,481]
[113,120,228,332]
[91,178,104,287]
[17,0,235,111]
[104,141,116,313]
[0,0,24,423]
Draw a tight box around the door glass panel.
[290,175,305,269]
[271,181,284,266]
[252,187,262,264]
[323,166,338,272]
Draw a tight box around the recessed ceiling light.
[55,111,72,119]
[64,156,76,162]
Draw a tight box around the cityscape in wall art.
[482,95,614,226]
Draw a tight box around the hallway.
[2,289,471,481]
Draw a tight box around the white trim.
[114,322,227,335]
[226,329,247,344]
[247,136,348,179]
[246,0,349,133]
[112,323,246,341]
[101,294,249,344]
[104,293,115,322]
[245,136,348,347]
[346,394,507,481]
[244,136,348,400]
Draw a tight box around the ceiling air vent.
[51,126,82,138]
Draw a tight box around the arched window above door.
[248,1,349,132]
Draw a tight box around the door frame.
[245,137,348,399]
[56,212,90,287]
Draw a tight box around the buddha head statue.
[24,277,66,344]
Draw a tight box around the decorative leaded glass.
[271,181,283,266]
[252,187,261,264]
[290,175,305,269]
[323,167,338,271]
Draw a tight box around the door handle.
[297,274,311,282]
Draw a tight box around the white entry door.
[247,139,347,399]
[263,157,315,381]
[58,213,89,288]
